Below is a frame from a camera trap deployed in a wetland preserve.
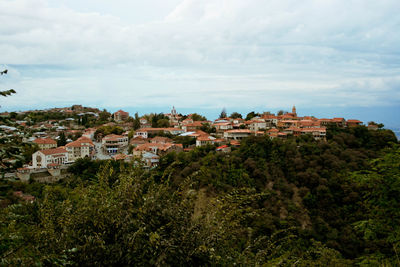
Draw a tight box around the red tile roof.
[114,110,129,115]
[66,136,94,147]
[113,154,128,160]
[102,134,126,142]
[197,136,214,141]
[185,121,207,127]
[40,147,67,155]
[225,129,252,133]
[34,137,57,145]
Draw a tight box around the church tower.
[171,106,176,116]
[292,105,297,116]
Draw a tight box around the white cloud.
[0,0,399,114]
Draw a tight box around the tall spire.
[171,106,176,115]
[292,105,297,115]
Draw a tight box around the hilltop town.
[0,104,380,177]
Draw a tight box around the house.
[82,128,97,140]
[299,120,320,128]
[134,128,185,139]
[216,145,231,153]
[134,142,183,157]
[139,117,152,128]
[277,120,299,129]
[300,127,327,140]
[112,153,132,162]
[332,118,346,127]
[267,128,279,138]
[32,147,68,168]
[232,118,245,128]
[113,110,129,122]
[247,119,268,131]
[196,135,216,147]
[140,118,148,125]
[181,118,194,125]
[150,136,173,144]
[141,152,160,168]
[182,121,207,132]
[367,122,379,131]
[317,119,330,126]
[283,127,302,136]
[278,132,288,138]
[130,136,148,147]
[347,119,363,127]
[134,129,150,139]
[65,136,95,161]
[261,114,278,125]
[213,121,233,133]
[179,130,209,138]
[33,137,57,150]
[224,129,253,140]
[102,134,129,155]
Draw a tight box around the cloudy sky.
[1,0,399,125]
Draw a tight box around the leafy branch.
[1,69,16,97]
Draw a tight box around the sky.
[0,0,399,127]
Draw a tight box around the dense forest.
[1,126,399,266]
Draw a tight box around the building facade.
[32,148,68,168]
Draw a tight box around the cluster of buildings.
[1,105,373,173]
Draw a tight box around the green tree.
[200,123,216,134]
[190,113,207,121]
[57,132,67,146]
[133,112,141,130]
[219,108,227,119]
[245,111,258,121]
[98,109,111,122]
[230,112,242,119]
[151,113,170,128]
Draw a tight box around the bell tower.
[292,105,297,116]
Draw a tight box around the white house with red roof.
[196,135,216,147]
[32,147,68,168]
[247,119,268,131]
[224,129,254,140]
[101,134,129,155]
[133,142,183,156]
[213,121,233,133]
[65,136,95,161]
[33,137,57,150]
[134,128,185,139]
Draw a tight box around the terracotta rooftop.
[114,110,129,115]
[102,134,126,142]
[39,147,68,155]
[225,129,252,133]
[66,136,94,147]
[33,137,57,145]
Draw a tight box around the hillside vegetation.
[1,126,399,266]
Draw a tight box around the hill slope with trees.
[0,126,399,266]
